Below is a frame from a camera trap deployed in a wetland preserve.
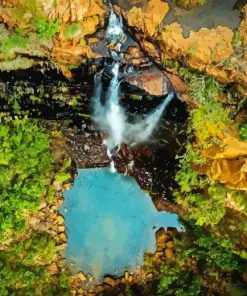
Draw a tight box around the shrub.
[10,232,57,264]
[158,264,202,296]
[191,101,232,145]
[10,0,44,27]
[0,33,28,59]
[158,224,246,296]
[0,231,70,295]
[0,119,52,239]
[35,18,60,39]
[189,76,222,104]
[64,23,82,38]
[239,123,247,141]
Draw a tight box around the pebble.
[47,263,59,275]
[94,286,104,294]
[59,232,67,242]
[77,272,87,281]
[58,225,65,233]
[57,215,64,225]
[104,276,116,287]
[39,201,47,209]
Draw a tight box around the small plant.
[191,101,232,145]
[10,0,44,27]
[35,18,60,39]
[80,38,87,47]
[158,264,202,296]
[239,123,247,141]
[0,33,28,59]
[232,31,242,51]
[64,23,82,38]
[189,76,222,104]
[130,94,143,100]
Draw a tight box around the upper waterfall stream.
[92,7,174,171]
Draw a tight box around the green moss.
[64,23,82,38]
[239,123,247,141]
[130,94,143,100]
[0,56,35,71]
[10,0,44,27]
[232,31,242,52]
[35,18,60,39]
[0,33,28,59]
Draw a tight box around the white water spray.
[106,5,124,42]
[91,7,174,172]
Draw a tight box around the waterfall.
[106,5,124,42]
[91,7,174,172]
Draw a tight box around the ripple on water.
[59,168,181,282]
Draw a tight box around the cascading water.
[91,7,174,171]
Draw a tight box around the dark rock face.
[65,93,187,208]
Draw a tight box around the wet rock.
[167,227,179,237]
[58,225,65,233]
[37,222,51,231]
[126,69,171,96]
[47,263,59,275]
[156,228,168,251]
[122,1,247,88]
[57,198,64,207]
[120,277,126,284]
[59,232,67,242]
[29,216,40,228]
[77,272,87,281]
[57,215,64,225]
[104,276,116,287]
[94,285,104,294]
[39,201,47,210]
[126,0,169,36]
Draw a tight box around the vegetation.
[239,123,247,141]
[35,18,60,39]
[158,225,247,296]
[0,119,52,239]
[188,76,222,104]
[232,31,242,52]
[0,231,70,295]
[160,57,247,295]
[10,0,44,27]
[64,23,82,38]
[191,101,232,146]
[0,33,28,59]
[0,117,72,294]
